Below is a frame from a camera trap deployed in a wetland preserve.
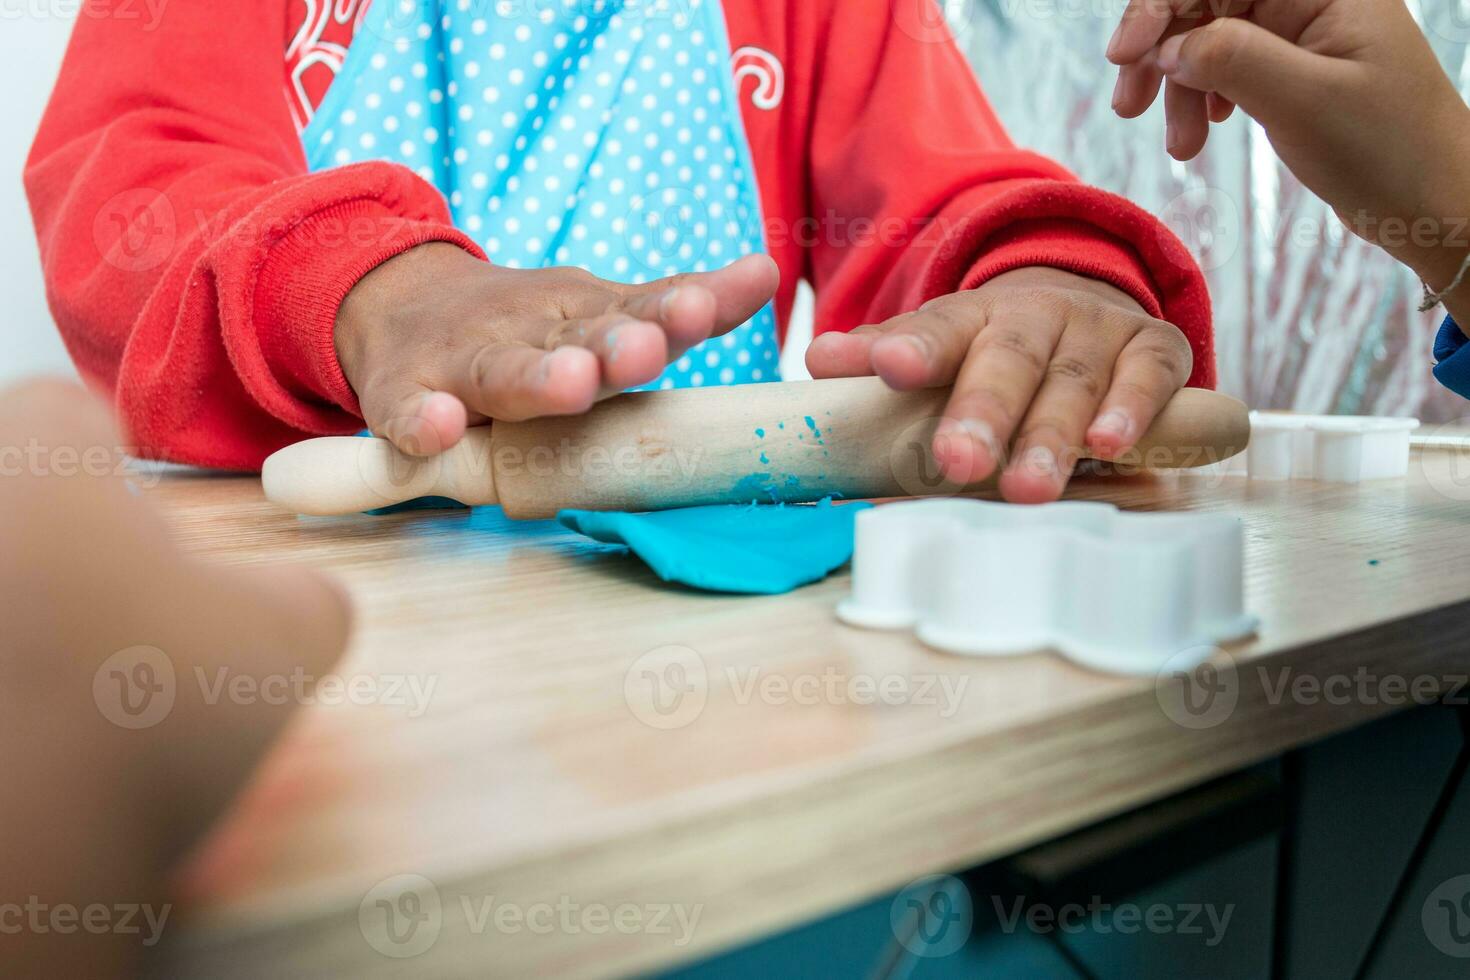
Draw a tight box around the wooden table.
[148,441,1470,978]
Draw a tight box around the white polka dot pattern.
[302,0,781,390]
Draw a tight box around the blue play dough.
[557,499,872,595]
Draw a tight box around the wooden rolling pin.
[262,377,1249,518]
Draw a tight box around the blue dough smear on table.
[557,499,872,595]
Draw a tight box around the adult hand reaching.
[1108,0,1470,305]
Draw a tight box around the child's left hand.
[806,267,1192,503]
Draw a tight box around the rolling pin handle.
[262,433,497,515]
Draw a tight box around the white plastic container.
[836,499,1257,676]
[1240,413,1419,482]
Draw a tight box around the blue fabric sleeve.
[1433,316,1470,399]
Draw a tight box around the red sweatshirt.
[26,0,1213,471]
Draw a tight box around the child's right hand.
[1108,0,1470,290]
[334,245,779,455]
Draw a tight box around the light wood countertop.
[147,440,1470,978]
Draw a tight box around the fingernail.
[960,419,1001,461]
[1091,410,1133,441]
[898,334,929,362]
[1106,22,1123,60]
[936,418,1001,463]
[1165,123,1180,154]
[1020,446,1058,479]
[540,348,568,382]
[1157,35,1184,73]
[1111,73,1126,110]
[660,287,681,320]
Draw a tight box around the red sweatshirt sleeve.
[798,0,1214,388]
[25,5,483,470]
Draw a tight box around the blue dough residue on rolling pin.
[557,499,873,594]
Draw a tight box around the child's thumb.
[1159,19,1337,134]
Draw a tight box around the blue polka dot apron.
[302,0,780,390]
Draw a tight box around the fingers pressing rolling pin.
[262,377,1249,518]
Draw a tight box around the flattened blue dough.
[557,499,873,595]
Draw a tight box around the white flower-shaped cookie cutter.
[837,499,1257,676]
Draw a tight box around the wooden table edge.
[153,596,1470,979]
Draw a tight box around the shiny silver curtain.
[949,0,1470,421]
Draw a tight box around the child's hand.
[335,245,779,455]
[0,379,351,977]
[1107,0,1470,287]
[806,267,1192,503]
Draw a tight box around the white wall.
[1,11,76,385]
